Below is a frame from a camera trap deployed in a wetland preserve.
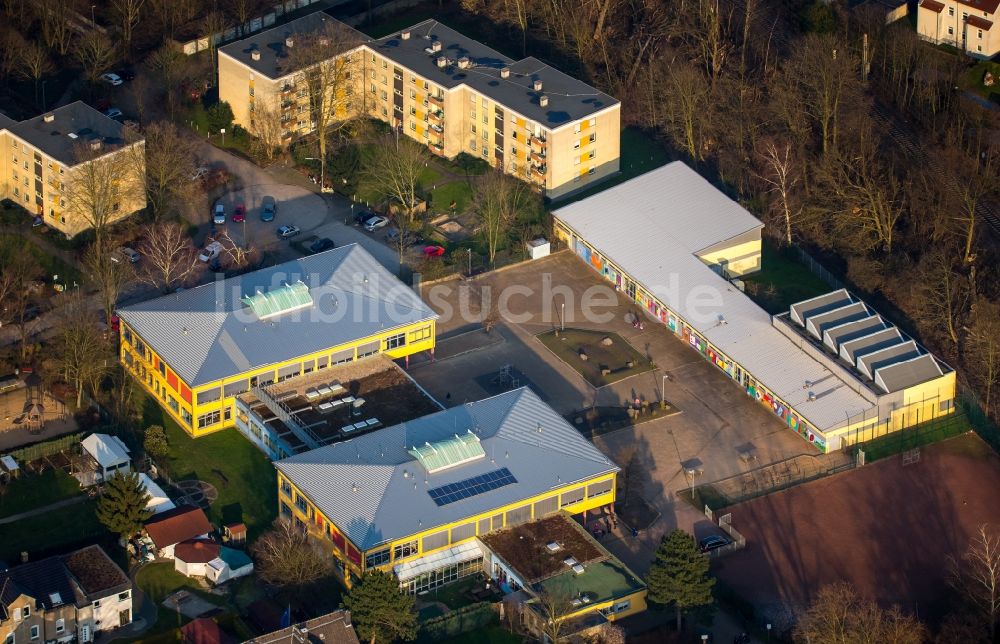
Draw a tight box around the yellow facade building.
[117,244,437,438]
[273,386,644,630]
[553,162,956,452]
[0,102,145,237]
[218,13,620,200]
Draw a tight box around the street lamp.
[91,4,96,26]
[661,373,668,405]
[466,248,472,277]
[766,623,772,642]
[304,157,324,194]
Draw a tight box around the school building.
[552,162,956,452]
[273,386,644,628]
[116,244,437,438]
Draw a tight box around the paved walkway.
[0,494,88,525]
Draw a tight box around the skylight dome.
[409,430,485,473]
[242,280,313,319]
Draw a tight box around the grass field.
[537,329,652,387]
[0,468,83,519]
[0,499,107,562]
[742,239,833,313]
[143,398,278,541]
[430,181,474,215]
[134,562,231,640]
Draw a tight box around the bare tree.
[226,0,270,38]
[361,135,429,221]
[133,121,197,220]
[35,0,73,56]
[472,171,532,265]
[783,33,857,157]
[130,74,149,126]
[251,518,334,587]
[795,582,925,644]
[215,230,259,272]
[286,19,362,188]
[201,10,229,79]
[74,32,117,86]
[965,303,1000,417]
[755,140,802,246]
[647,62,713,162]
[533,584,574,644]
[0,233,43,360]
[111,0,145,62]
[147,44,185,118]
[247,95,285,162]
[147,0,199,40]
[52,291,112,408]
[137,222,198,292]
[950,525,1000,640]
[84,241,136,326]
[16,41,54,109]
[915,249,969,350]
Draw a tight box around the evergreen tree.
[342,570,417,644]
[646,529,716,631]
[143,425,169,459]
[96,470,153,540]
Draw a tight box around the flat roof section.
[804,302,870,341]
[822,315,886,353]
[8,102,130,166]
[838,327,904,365]
[857,341,920,380]
[874,354,944,394]
[789,289,851,327]
[479,514,604,584]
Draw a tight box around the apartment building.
[0,102,146,237]
[0,545,133,644]
[116,244,437,438]
[918,0,998,57]
[218,13,620,199]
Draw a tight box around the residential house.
[242,609,359,644]
[218,13,620,200]
[918,0,999,57]
[78,433,131,485]
[0,545,132,644]
[0,102,146,237]
[144,506,213,559]
[117,244,437,439]
[173,540,254,584]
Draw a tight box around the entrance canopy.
[394,541,483,582]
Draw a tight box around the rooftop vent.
[546,542,562,553]
[457,56,470,69]
[533,79,543,91]
[563,557,578,567]
[285,37,295,48]
[431,40,442,53]
[401,30,411,40]
[43,113,55,123]
[251,50,261,61]
[67,132,78,139]
[572,563,586,575]
[436,56,447,68]
[539,95,549,107]
[808,391,817,402]
[500,67,510,79]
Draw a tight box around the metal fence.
[793,246,845,291]
[854,406,971,464]
[3,432,84,464]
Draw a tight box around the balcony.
[530,165,547,181]
[428,110,443,125]
[428,95,444,109]
[281,99,294,110]
[280,84,293,94]
[429,123,443,134]
[530,134,546,151]
[428,142,445,156]
[530,150,546,165]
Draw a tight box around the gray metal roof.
[838,327,904,365]
[218,12,367,79]
[856,340,920,379]
[6,102,130,166]
[804,302,870,340]
[275,387,618,551]
[117,244,437,388]
[371,21,618,127]
[874,354,943,394]
[0,112,16,130]
[822,315,886,353]
[553,163,873,433]
[789,289,852,326]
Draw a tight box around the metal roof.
[790,289,852,326]
[822,315,886,353]
[874,354,944,394]
[408,430,485,473]
[275,387,618,551]
[838,327,904,365]
[117,244,437,388]
[81,433,131,469]
[804,302,870,340]
[856,340,920,379]
[6,102,131,166]
[553,163,874,433]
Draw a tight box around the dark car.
[261,196,276,222]
[309,238,335,253]
[354,210,376,226]
[117,68,136,81]
[699,535,730,553]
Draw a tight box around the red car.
[423,245,446,257]
[232,204,246,223]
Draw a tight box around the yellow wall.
[696,237,762,277]
[121,319,435,438]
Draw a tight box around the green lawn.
[0,499,107,562]
[440,626,522,644]
[537,329,653,387]
[135,562,217,604]
[419,166,444,187]
[742,239,833,314]
[960,61,1000,102]
[0,468,83,519]
[429,181,474,215]
[143,398,278,541]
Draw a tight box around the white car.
[198,241,222,263]
[110,247,140,264]
[363,215,389,232]
[103,107,123,120]
[100,73,123,86]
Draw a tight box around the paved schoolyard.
[409,252,832,573]
[713,433,1000,628]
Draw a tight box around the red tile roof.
[967,14,994,28]
[957,0,1000,13]
[921,0,946,12]
[145,506,212,549]
[182,617,237,644]
[174,539,221,564]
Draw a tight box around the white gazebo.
[80,433,132,483]
[139,473,176,515]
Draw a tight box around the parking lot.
[408,251,836,573]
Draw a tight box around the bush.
[418,602,495,643]
[206,101,234,133]
[143,425,169,459]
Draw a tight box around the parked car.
[232,204,246,223]
[261,196,276,222]
[100,72,123,86]
[423,245,446,257]
[699,535,730,553]
[277,225,300,239]
[364,215,389,232]
[309,238,335,253]
[198,241,222,262]
[354,210,376,226]
[103,107,123,120]
[190,167,210,181]
[110,247,140,264]
[117,68,136,81]
[213,203,226,225]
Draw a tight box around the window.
[410,89,416,99]
[451,522,476,542]
[481,147,488,157]
[294,492,310,515]
[197,410,221,428]
[197,387,222,404]
[422,530,449,552]
[224,380,249,398]
[22,607,30,618]
[478,517,490,534]
[511,146,517,155]
[589,133,597,144]
[381,107,388,117]
[949,6,954,14]
[385,333,406,350]
[588,167,596,175]
[365,547,391,568]
[573,140,580,150]
[410,121,416,131]
[505,505,531,527]
[587,150,596,160]
[408,326,432,342]
[357,341,380,358]
[380,90,387,101]
[561,486,585,507]
[574,123,581,134]
[948,26,954,34]
[56,619,65,633]
[533,496,558,517]
[491,513,503,530]
[381,60,387,69]
[29,626,38,641]
[118,591,130,601]
[978,30,983,38]
[280,501,292,517]
[587,478,613,498]
[470,141,477,151]
[249,87,254,97]
[393,540,417,560]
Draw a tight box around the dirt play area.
[713,432,1000,626]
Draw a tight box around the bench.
[305,388,320,400]
[317,401,334,412]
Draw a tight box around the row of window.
[196,407,231,428]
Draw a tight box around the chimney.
[401,30,411,40]
[285,36,294,48]
[251,50,261,61]
[457,57,470,69]
[436,57,447,68]
[539,95,549,107]
[431,41,442,53]
[43,113,55,123]
[500,67,510,79]
[533,79,543,91]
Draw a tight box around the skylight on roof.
[49,592,62,605]
[428,467,517,506]
[241,280,313,319]
[409,430,485,473]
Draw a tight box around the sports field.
[713,432,1000,624]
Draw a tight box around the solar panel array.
[427,467,518,506]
